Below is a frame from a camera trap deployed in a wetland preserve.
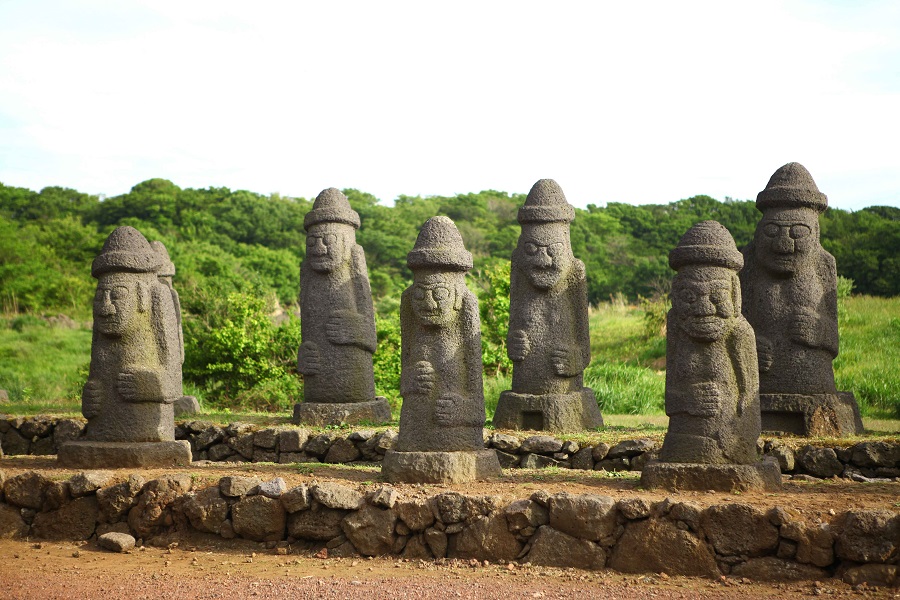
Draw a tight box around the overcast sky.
[1,1,898,211]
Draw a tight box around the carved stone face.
[306,222,354,273]
[672,266,736,342]
[517,223,573,290]
[94,272,143,337]
[411,271,460,328]
[754,207,818,275]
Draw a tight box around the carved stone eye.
[524,242,539,255]
[431,287,451,301]
[789,224,811,239]
[763,223,780,238]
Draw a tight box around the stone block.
[382,449,502,484]
[640,460,782,492]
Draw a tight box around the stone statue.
[293,188,391,426]
[641,221,780,491]
[382,216,502,483]
[740,163,862,436]
[493,179,603,431]
[58,226,191,467]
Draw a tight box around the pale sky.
[1,1,898,211]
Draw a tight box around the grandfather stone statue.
[382,216,502,483]
[493,179,603,432]
[58,226,191,467]
[740,163,862,436]
[641,221,780,492]
[293,188,391,426]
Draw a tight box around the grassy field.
[1,295,898,424]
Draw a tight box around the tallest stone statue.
[739,163,862,436]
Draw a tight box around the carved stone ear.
[454,284,464,311]
[730,273,741,317]
[137,281,150,313]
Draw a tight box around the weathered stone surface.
[20,416,53,439]
[607,439,656,459]
[489,433,521,453]
[257,478,287,499]
[341,504,396,556]
[96,474,144,522]
[278,429,309,453]
[740,163,861,436]
[383,449,501,484]
[98,531,136,552]
[731,557,827,582]
[448,513,522,561]
[192,425,224,451]
[504,499,549,532]
[294,188,389,426]
[231,495,286,542]
[494,180,603,432]
[3,471,51,509]
[127,474,192,539]
[760,393,862,437]
[304,432,340,457]
[842,564,898,588]
[251,448,277,463]
[280,485,310,513]
[402,534,432,559]
[1,428,29,455]
[43,481,70,511]
[0,503,28,538]
[526,525,606,569]
[324,438,362,464]
[181,487,228,534]
[370,485,399,509]
[519,435,563,454]
[520,453,559,469]
[53,419,85,449]
[546,493,617,542]
[609,518,719,577]
[227,433,255,459]
[68,471,113,498]
[796,445,843,478]
[252,427,280,449]
[219,476,262,498]
[394,499,434,532]
[851,441,900,469]
[662,221,761,465]
[780,521,834,567]
[617,498,653,520]
[424,527,447,558]
[570,447,594,470]
[206,443,233,462]
[640,460,782,492]
[59,440,192,468]
[434,492,499,524]
[764,441,795,472]
[700,503,779,557]
[835,510,900,563]
[173,395,200,416]
[287,506,348,541]
[293,399,392,428]
[311,482,364,510]
[31,496,99,540]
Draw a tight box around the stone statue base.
[760,392,863,437]
[492,388,603,432]
[292,397,392,427]
[382,449,502,484]
[640,458,782,492]
[58,440,192,468]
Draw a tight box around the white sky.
[1,0,898,211]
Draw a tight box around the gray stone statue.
[740,163,862,436]
[641,221,780,492]
[493,179,603,432]
[293,188,391,426]
[58,226,191,467]
[382,216,502,483]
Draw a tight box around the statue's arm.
[819,253,839,357]
[399,292,415,398]
[730,318,759,418]
[350,245,378,353]
[573,262,591,372]
[462,292,487,426]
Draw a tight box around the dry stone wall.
[0,469,898,586]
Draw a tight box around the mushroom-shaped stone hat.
[304,187,362,231]
[407,216,473,272]
[756,162,828,213]
[92,226,164,277]
[518,179,576,224]
[150,241,176,278]
[669,220,744,272]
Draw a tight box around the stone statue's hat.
[518,179,576,224]
[756,162,828,213]
[150,241,175,278]
[669,220,743,271]
[92,226,164,278]
[407,216,473,272]
[304,187,361,231]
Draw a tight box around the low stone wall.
[2,415,899,481]
[0,469,897,586]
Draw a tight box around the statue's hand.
[82,380,101,418]
[789,309,818,347]
[297,342,321,376]
[326,310,361,346]
[550,345,579,377]
[508,329,530,362]
[691,381,722,416]
[757,336,774,373]
[117,369,162,402]
[435,393,462,426]
[415,360,436,395]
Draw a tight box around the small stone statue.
[740,163,862,436]
[493,179,603,432]
[383,216,502,483]
[58,226,191,467]
[641,221,780,491]
[293,188,391,426]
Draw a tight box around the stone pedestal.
[640,458,782,492]
[292,397,392,427]
[760,392,862,437]
[58,440,192,468]
[493,389,603,432]
[382,449,502,484]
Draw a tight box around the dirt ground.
[1,455,899,599]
